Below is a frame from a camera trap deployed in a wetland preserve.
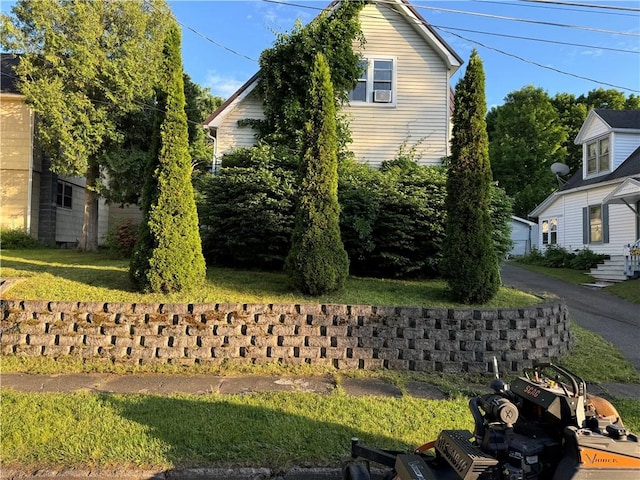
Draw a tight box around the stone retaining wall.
[0,299,572,373]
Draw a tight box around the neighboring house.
[529,109,640,280]
[509,216,538,257]
[1,53,136,246]
[204,0,463,169]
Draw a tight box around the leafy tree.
[442,50,499,304]
[550,93,588,175]
[284,53,348,295]
[130,22,206,293]
[1,0,169,251]
[489,86,567,217]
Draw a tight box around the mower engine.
[345,362,640,480]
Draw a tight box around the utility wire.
[472,0,635,16]
[431,24,638,54]
[436,26,640,92]
[400,1,640,36]
[519,0,640,13]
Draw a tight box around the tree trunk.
[78,160,99,252]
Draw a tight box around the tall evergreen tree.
[130,22,206,293]
[284,53,349,295]
[441,50,499,304]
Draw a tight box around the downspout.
[205,127,218,175]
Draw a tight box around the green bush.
[570,248,608,270]
[516,246,607,271]
[104,220,138,258]
[0,228,41,249]
[197,145,297,270]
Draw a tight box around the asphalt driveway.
[500,263,640,371]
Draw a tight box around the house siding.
[536,183,637,256]
[0,95,36,234]
[613,133,640,170]
[215,90,264,156]
[344,2,449,167]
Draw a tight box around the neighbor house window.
[348,57,395,104]
[589,205,602,243]
[542,217,558,245]
[56,182,72,209]
[586,136,610,175]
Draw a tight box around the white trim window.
[348,57,396,105]
[542,217,558,245]
[589,205,602,243]
[586,136,610,176]
[56,181,73,209]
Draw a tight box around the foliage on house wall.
[130,22,206,293]
[255,0,365,156]
[442,50,500,304]
[284,53,349,295]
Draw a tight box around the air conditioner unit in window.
[373,90,392,103]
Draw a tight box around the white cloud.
[204,71,245,99]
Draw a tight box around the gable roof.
[529,146,640,218]
[559,145,640,193]
[204,0,462,128]
[574,108,640,144]
[1,53,20,94]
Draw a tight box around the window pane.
[600,153,610,172]
[542,220,549,245]
[599,138,609,155]
[373,81,392,91]
[550,218,557,231]
[590,206,602,243]
[374,60,393,70]
[63,195,72,209]
[587,157,596,173]
[550,231,557,244]
[373,70,392,82]
[349,81,367,102]
[357,60,368,80]
[588,142,597,158]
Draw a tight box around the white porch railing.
[623,239,640,278]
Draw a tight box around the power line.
[403,1,640,37]
[431,25,638,54]
[472,0,636,16]
[436,26,640,92]
[519,0,640,13]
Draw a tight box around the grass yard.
[0,248,540,307]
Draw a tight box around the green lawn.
[1,248,540,307]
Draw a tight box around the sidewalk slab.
[0,373,109,393]
[339,378,402,397]
[217,376,335,395]
[100,374,223,395]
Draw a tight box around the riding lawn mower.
[344,361,640,479]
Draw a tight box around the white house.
[529,109,640,280]
[203,0,463,169]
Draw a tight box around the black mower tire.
[344,463,371,480]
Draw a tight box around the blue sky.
[2,0,639,108]
[169,0,640,108]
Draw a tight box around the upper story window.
[348,57,395,105]
[586,136,610,175]
[56,181,72,209]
